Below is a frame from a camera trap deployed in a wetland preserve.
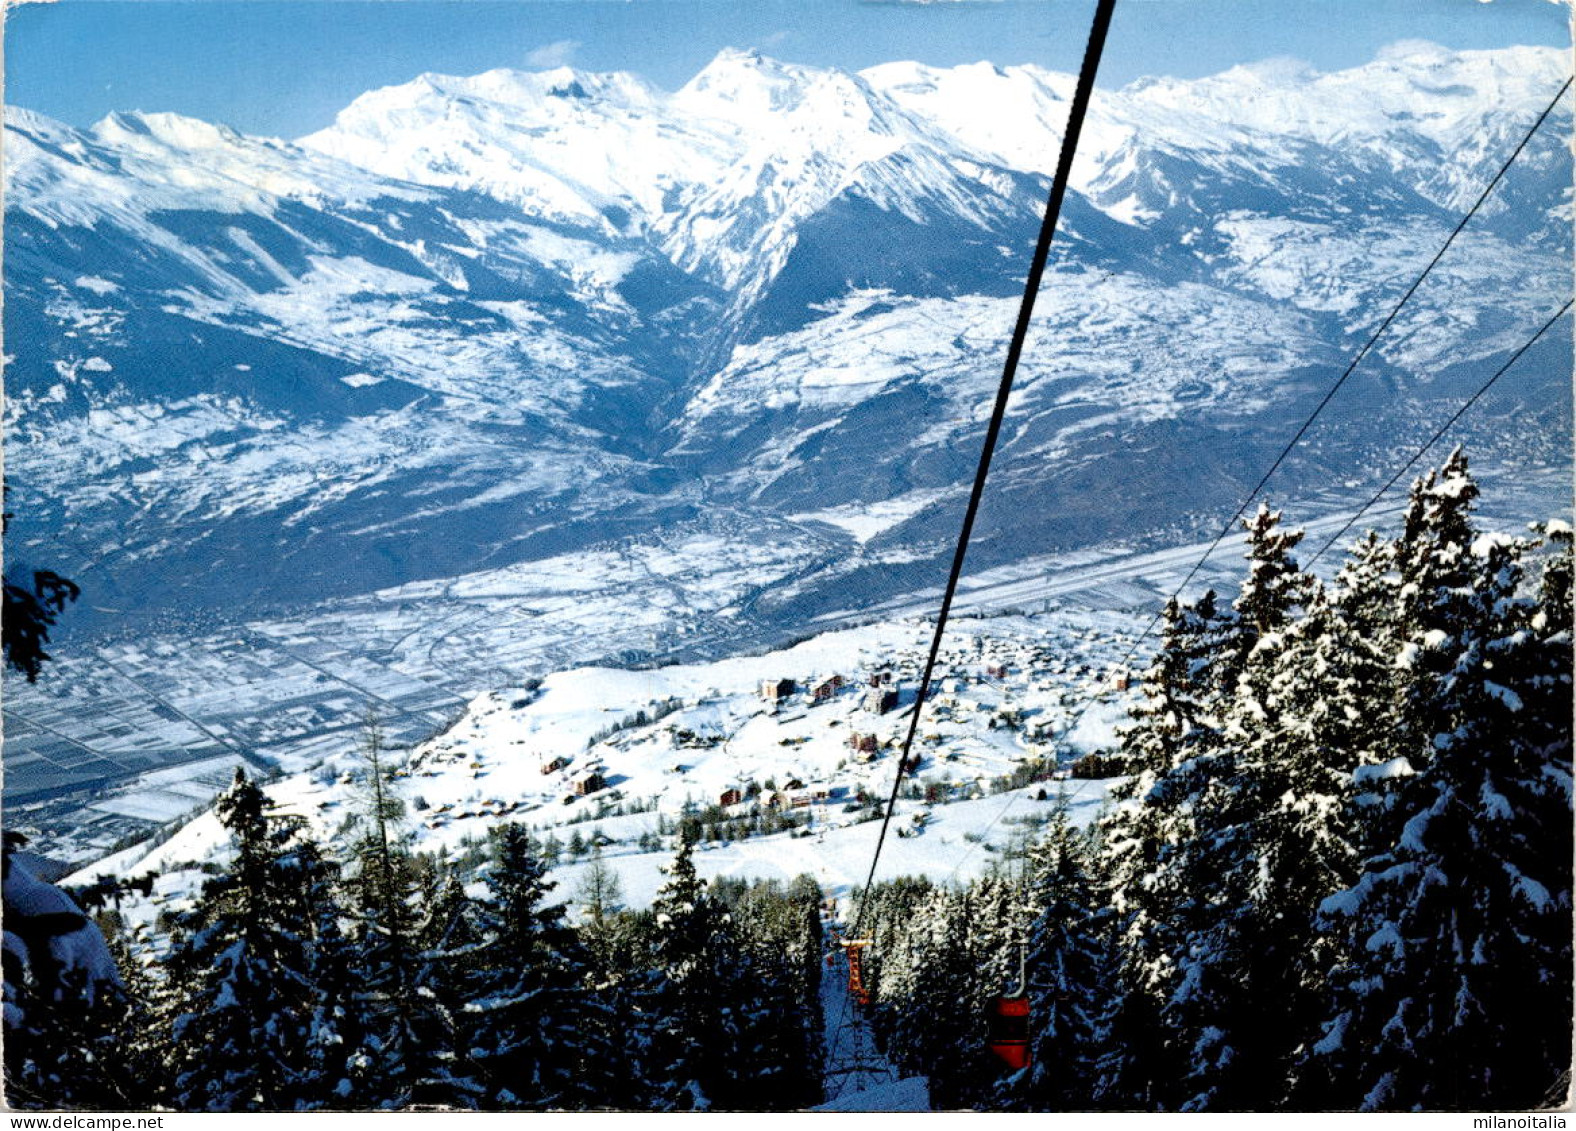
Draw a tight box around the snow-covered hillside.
[8,44,1567,628]
[5,42,1571,860]
[69,609,1131,924]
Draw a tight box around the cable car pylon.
[822,926,896,1102]
[839,936,874,1008]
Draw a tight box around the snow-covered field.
[13,458,1564,870]
[69,610,1130,926]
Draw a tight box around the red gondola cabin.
[988,995,1031,1070]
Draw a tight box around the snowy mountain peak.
[1373,37,1466,66]
[298,61,710,232]
[861,59,1080,176]
[92,109,254,155]
[675,48,851,117]
[7,105,429,235]
[671,47,926,144]
[409,63,660,112]
[307,62,660,140]
[1122,41,1567,151]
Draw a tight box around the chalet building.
[541,756,570,775]
[863,686,899,715]
[812,675,844,703]
[848,732,879,754]
[572,771,607,797]
[719,788,744,807]
[760,677,797,703]
[773,784,832,810]
[985,662,1008,680]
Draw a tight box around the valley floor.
[8,461,1566,875]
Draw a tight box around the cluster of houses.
[389,623,1140,859]
[423,795,522,830]
[760,670,901,713]
[537,754,607,803]
[711,778,841,812]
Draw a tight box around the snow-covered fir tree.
[862,875,1018,1109]
[464,824,598,1110]
[286,841,371,1110]
[1310,461,1573,1110]
[1174,590,1368,1109]
[161,770,325,1110]
[2,832,129,1111]
[646,835,740,1110]
[1161,509,1329,1110]
[1389,448,1484,775]
[1322,529,1412,861]
[720,877,825,1110]
[1096,594,1221,1109]
[998,801,1108,1111]
[875,886,978,1102]
[402,865,487,1109]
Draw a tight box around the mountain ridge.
[3,41,1569,638]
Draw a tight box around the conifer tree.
[1097,595,1220,1109]
[1389,448,1482,774]
[1157,508,1323,1109]
[647,836,739,1110]
[868,879,1009,1109]
[339,717,438,1109]
[402,866,486,1109]
[999,804,1108,1111]
[3,827,128,1111]
[1173,583,1368,1110]
[1324,530,1411,861]
[878,887,975,1099]
[1232,504,1312,643]
[576,842,626,927]
[465,824,596,1110]
[163,770,323,1110]
[4,936,134,1110]
[953,876,1026,1109]
[725,878,825,1110]
[100,930,168,1109]
[1311,463,1573,1110]
[287,843,370,1110]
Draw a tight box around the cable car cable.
[1114,73,1572,659]
[939,296,1575,886]
[932,72,1573,882]
[1306,298,1573,568]
[847,0,1119,940]
[929,77,1576,888]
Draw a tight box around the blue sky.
[6,0,1569,139]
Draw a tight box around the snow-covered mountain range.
[5,42,1570,637]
